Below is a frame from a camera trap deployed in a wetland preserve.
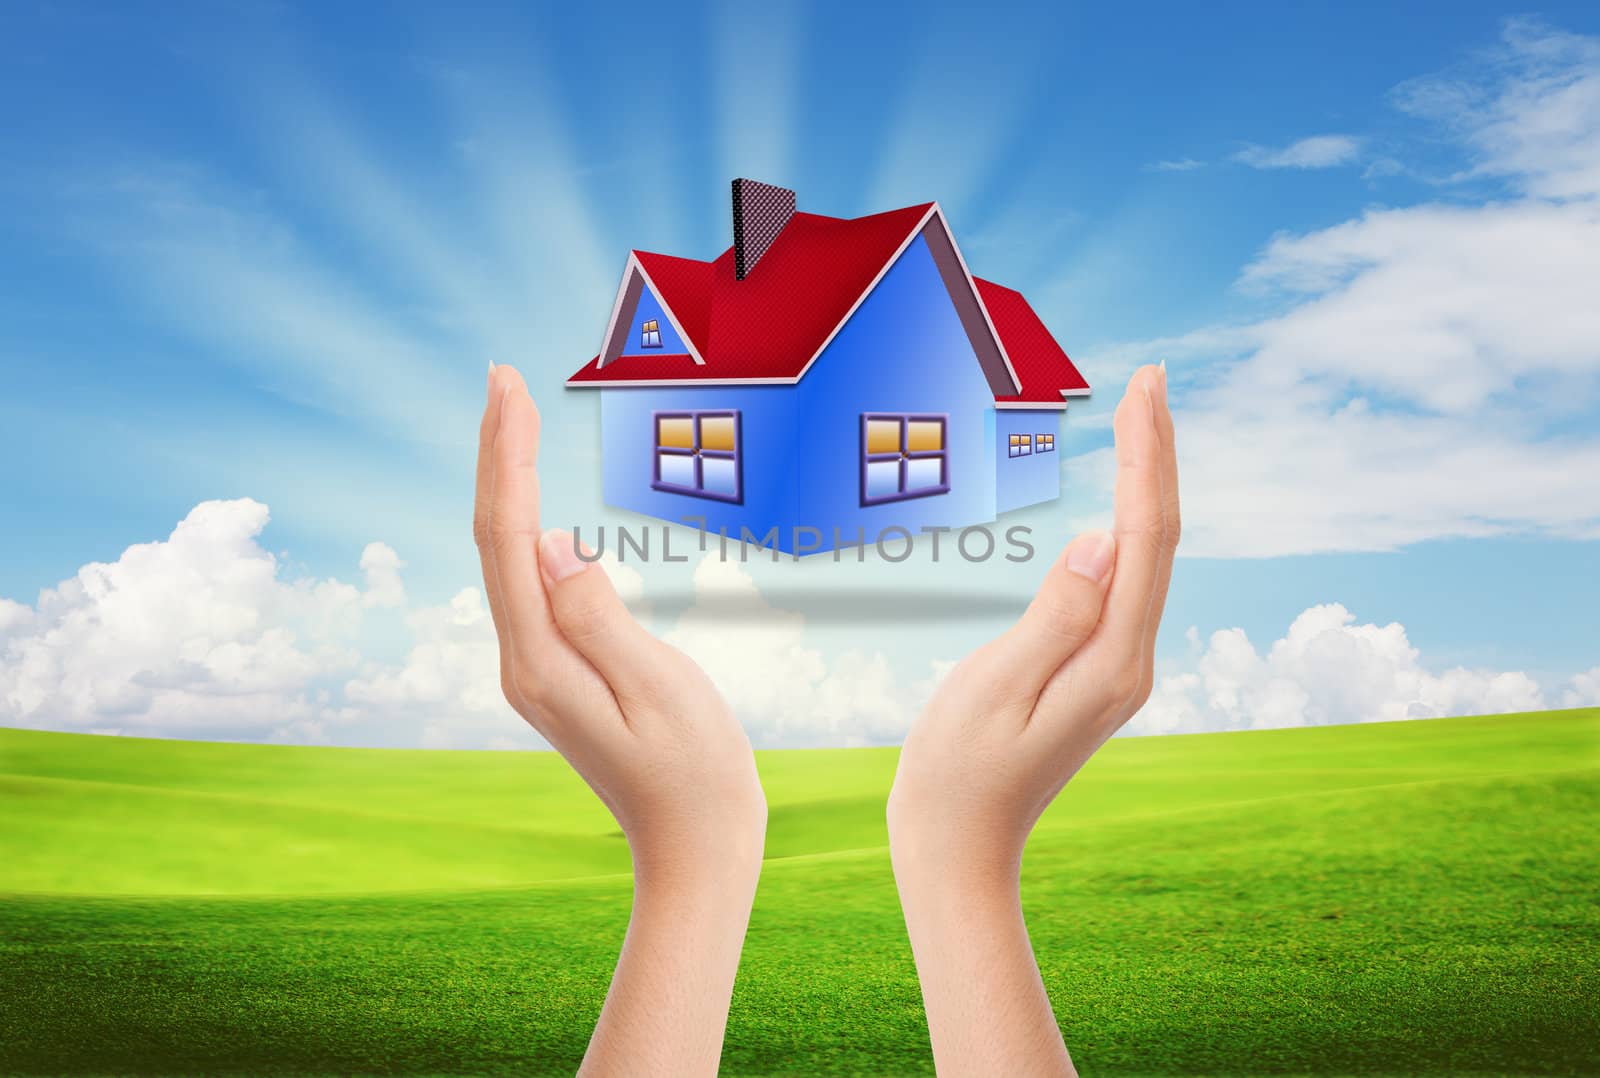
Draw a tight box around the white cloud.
[0,598,31,636]
[0,499,645,748]
[0,499,364,739]
[1147,158,1206,172]
[359,542,406,609]
[0,498,926,748]
[1071,22,1600,558]
[1232,134,1363,169]
[1563,666,1600,709]
[1134,603,1547,735]
[1394,17,1600,199]
[1,500,1590,747]
[342,552,644,750]
[341,584,519,750]
[664,557,940,747]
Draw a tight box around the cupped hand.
[888,362,1179,866]
[473,364,764,1076]
[473,364,765,874]
[886,363,1179,1078]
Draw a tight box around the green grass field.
[2,709,1597,1076]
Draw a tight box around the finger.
[473,362,511,656]
[538,528,678,712]
[475,367,565,704]
[473,361,503,549]
[1089,365,1167,669]
[962,530,1116,705]
[1134,362,1181,701]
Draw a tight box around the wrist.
[890,835,1022,912]
[627,842,762,959]
[887,787,1024,890]
[628,807,766,900]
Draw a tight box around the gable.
[596,254,711,368]
[618,277,689,356]
[794,213,1021,399]
[802,232,1000,408]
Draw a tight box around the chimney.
[732,178,795,280]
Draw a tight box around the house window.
[1035,433,1055,452]
[1008,433,1032,458]
[652,410,741,503]
[861,413,949,506]
[640,319,663,349]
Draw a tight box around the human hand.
[887,363,1179,1076]
[473,363,765,1076]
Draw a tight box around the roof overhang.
[564,373,798,388]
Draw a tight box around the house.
[566,179,1090,555]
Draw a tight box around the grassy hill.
[2,709,1596,1075]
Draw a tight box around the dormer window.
[640,319,662,349]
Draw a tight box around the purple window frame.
[651,410,743,504]
[860,412,950,507]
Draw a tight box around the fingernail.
[487,361,496,398]
[1155,360,1168,409]
[1065,530,1115,584]
[538,529,589,584]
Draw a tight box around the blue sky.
[1,1,1597,746]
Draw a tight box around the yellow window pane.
[643,319,658,332]
[907,420,943,453]
[865,418,901,455]
[700,414,737,452]
[657,416,694,450]
[1010,434,1021,446]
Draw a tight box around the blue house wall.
[794,233,998,545]
[599,384,799,548]
[995,409,1062,514]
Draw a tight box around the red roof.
[975,278,1092,404]
[567,203,1088,406]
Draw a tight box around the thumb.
[538,529,669,704]
[969,530,1117,700]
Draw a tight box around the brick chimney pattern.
[732,178,796,280]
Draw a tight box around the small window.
[652,411,741,503]
[1035,433,1055,453]
[862,413,949,506]
[1008,433,1031,458]
[640,319,663,349]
